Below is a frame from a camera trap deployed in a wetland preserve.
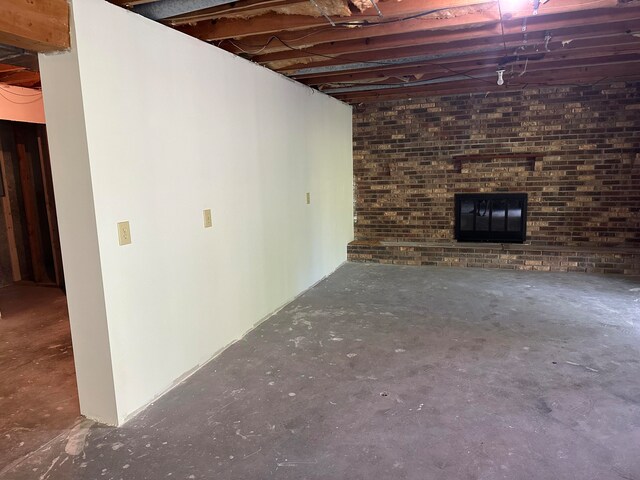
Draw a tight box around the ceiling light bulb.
[496,69,505,86]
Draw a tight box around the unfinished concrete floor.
[0,284,80,473]
[4,263,640,480]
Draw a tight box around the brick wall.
[348,82,640,274]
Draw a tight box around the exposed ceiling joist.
[107,0,640,102]
[275,15,640,75]
[333,63,640,101]
[229,6,498,58]
[225,5,640,59]
[317,47,640,93]
[301,37,640,85]
[0,0,69,52]
[182,0,494,41]
[222,7,499,56]
[0,69,41,88]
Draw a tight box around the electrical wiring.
[322,67,615,92]
[0,89,43,104]
[496,0,508,56]
[225,37,276,55]
[227,35,498,86]
[0,84,42,97]
[319,67,492,90]
[283,37,499,85]
[221,2,619,93]
[218,6,469,53]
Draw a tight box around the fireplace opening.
[454,193,527,243]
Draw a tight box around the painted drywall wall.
[0,85,45,124]
[39,0,353,425]
[38,18,119,424]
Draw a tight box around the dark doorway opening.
[0,121,64,288]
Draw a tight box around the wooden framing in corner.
[0,139,21,282]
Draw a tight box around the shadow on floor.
[0,284,80,473]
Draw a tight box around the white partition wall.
[39,0,353,426]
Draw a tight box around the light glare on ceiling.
[499,0,529,14]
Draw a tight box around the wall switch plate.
[203,209,213,228]
[306,192,311,205]
[117,221,131,246]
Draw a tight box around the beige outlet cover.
[203,209,213,228]
[117,221,132,246]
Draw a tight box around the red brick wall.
[349,82,640,273]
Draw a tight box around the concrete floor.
[3,263,640,480]
[0,284,80,473]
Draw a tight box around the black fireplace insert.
[454,193,527,243]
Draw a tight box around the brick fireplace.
[347,82,640,275]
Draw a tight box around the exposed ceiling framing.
[0,45,40,89]
[93,1,640,101]
[0,0,636,98]
[0,0,69,89]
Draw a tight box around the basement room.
[0,0,638,479]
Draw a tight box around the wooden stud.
[14,126,48,284]
[0,138,21,282]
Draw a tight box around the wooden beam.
[334,63,640,102]
[249,8,499,62]
[14,126,47,283]
[183,0,496,40]
[230,5,640,61]
[262,9,640,72]
[221,7,499,56]
[0,0,69,52]
[293,24,640,83]
[302,39,640,86]
[0,70,41,87]
[0,64,25,74]
[0,140,20,282]
[324,51,640,92]
[191,0,621,41]
[276,16,640,76]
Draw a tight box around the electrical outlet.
[306,192,311,205]
[117,221,131,246]
[203,209,213,228]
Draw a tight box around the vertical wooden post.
[14,125,47,284]
[0,141,21,282]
